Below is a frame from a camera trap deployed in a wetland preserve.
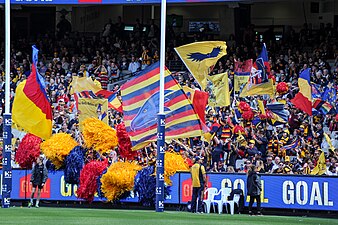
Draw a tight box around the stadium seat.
[203,187,218,213]
[224,193,241,215]
[216,187,232,214]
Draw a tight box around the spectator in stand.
[108,60,120,82]
[246,140,260,157]
[128,55,141,74]
[141,45,152,70]
[3,17,338,176]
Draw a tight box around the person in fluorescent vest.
[190,156,206,213]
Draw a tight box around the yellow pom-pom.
[40,133,77,169]
[82,118,118,154]
[100,161,141,201]
[164,151,189,186]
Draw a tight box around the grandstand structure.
[0,0,337,215]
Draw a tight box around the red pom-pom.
[276,82,289,95]
[238,101,251,112]
[335,114,338,121]
[233,125,245,135]
[15,134,42,169]
[116,122,137,160]
[242,110,254,120]
[77,159,108,203]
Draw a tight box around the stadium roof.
[1,0,247,5]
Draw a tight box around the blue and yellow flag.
[266,102,289,125]
[121,62,203,150]
[175,41,227,90]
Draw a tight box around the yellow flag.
[240,79,275,98]
[208,72,230,107]
[324,133,335,153]
[69,76,102,94]
[78,98,109,127]
[257,100,265,115]
[310,151,326,175]
[234,74,250,92]
[175,41,227,90]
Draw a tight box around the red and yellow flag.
[12,46,52,140]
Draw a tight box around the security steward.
[190,156,207,213]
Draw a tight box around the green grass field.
[0,207,336,225]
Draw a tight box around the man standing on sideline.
[28,155,48,208]
[247,165,262,216]
[190,156,207,213]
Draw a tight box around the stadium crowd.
[0,17,337,176]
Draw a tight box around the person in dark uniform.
[246,165,262,216]
[190,156,207,213]
[28,155,48,208]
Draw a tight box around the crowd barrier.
[1,170,337,211]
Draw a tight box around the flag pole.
[156,0,166,212]
[2,0,12,208]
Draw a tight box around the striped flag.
[291,69,312,115]
[121,62,203,150]
[281,138,300,151]
[12,46,52,140]
[313,99,334,115]
[182,86,209,132]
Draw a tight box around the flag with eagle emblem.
[175,41,227,90]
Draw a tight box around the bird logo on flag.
[187,46,223,62]
[130,90,173,131]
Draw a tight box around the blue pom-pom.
[64,146,85,184]
[134,166,170,206]
[96,168,107,199]
[45,160,57,173]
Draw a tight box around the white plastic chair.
[215,187,232,214]
[203,187,218,213]
[225,193,241,215]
